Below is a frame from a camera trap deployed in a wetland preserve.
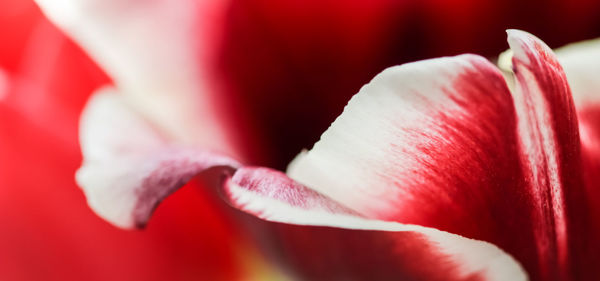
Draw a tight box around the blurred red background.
[0,0,599,280]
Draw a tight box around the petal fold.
[287,53,547,274]
[287,54,519,227]
[77,88,240,229]
[224,167,527,281]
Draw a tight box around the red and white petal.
[287,54,519,226]
[286,33,591,280]
[287,52,546,272]
[506,30,590,280]
[33,0,244,159]
[77,88,240,229]
[224,167,527,281]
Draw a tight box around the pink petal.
[224,167,527,281]
[77,88,240,229]
[33,0,246,160]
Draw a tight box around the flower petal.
[554,37,600,279]
[33,0,244,159]
[506,30,590,280]
[287,32,589,280]
[287,54,519,226]
[287,52,549,274]
[224,167,527,281]
[77,88,240,229]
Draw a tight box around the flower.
[4,0,600,280]
[0,1,269,280]
[66,26,600,279]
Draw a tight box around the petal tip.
[506,29,557,68]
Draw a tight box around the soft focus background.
[0,0,599,280]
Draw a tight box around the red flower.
[4,0,600,280]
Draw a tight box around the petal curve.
[287,33,588,280]
[224,167,527,281]
[78,88,240,229]
[507,30,587,280]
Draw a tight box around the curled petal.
[506,30,587,280]
[224,167,527,281]
[77,88,240,229]
[287,32,589,280]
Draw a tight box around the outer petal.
[33,0,245,159]
[287,54,520,226]
[288,33,587,281]
[506,30,589,280]
[223,167,527,281]
[0,3,264,278]
[286,53,546,275]
[78,88,240,229]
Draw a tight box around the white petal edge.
[77,87,240,228]
[225,178,528,281]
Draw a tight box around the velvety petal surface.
[288,32,587,281]
[77,88,241,229]
[506,30,590,280]
[286,52,543,274]
[223,167,527,281]
[74,50,529,280]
